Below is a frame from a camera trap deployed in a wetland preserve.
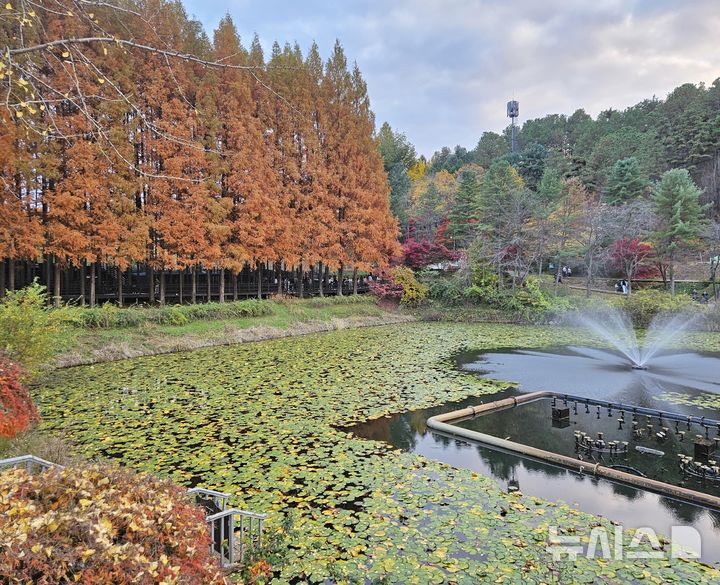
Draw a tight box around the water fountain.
[576,307,698,370]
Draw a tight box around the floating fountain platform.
[631,364,648,370]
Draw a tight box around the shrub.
[620,289,695,327]
[0,281,62,373]
[370,267,428,306]
[0,463,226,584]
[0,356,39,438]
[419,271,467,306]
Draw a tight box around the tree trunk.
[159,270,166,306]
[53,261,61,308]
[90,262,96,307]
[179,269,184,304]
[337,264,343,296]
[206,268,212,303]
[8,258,15,292]
[257,262,263,299]
[318,262,324,297]
[80,262,86,306]
[219,268,225,303]
[117,267,124,307]
[298,267,304,298]
[585,259,592,298]
[278,265,283,296]
[233,271,238,301]
[148,265,155,305]
[43,256,50,291]
[191,266,197,304]
[670,267,675,296]
[352,267,358,295]
[0,259,5,298]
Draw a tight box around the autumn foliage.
[0,2,399,303]
[400,219,458,270]
[0,464,226,584]
[0,355,39,438]
[369,267,428,306]
[610,238,658,279]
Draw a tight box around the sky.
[183,0,720,158]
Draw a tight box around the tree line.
[0,0,398,305]
[378,79,720,298]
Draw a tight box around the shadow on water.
[347,346,720,564]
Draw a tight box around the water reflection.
[347,395,720,564]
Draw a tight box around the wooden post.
[191,266,197,304]
[80,262,86,306]
[90,262,96,307]
[159,270,166,306]
[219,268,225,303]
[8,258,15,292]
[148,264,155,305]
[53,260,61,308]
[117,267,124,307]
[352,267,358,295]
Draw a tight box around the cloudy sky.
[183,0,720,157]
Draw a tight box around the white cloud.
[185,0,720,156]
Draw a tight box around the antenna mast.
[507,100,519,153]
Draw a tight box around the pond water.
[349,346,720,564]
[35,324,720,579]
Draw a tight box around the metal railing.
[0,456,265,568]
[187,487,266,568]
[0,454,63,472]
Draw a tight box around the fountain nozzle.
[631,364,648,370]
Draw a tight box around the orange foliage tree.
[0,1,398,304]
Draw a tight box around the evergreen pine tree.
[447,171,480,248]
[605,157,647,205]
[652,169,705,294]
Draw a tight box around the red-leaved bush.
[0,464,227,584]
[610,238,658,279]
[0,355,39,438]
[401,219,459,270]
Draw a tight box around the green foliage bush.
[393,266,429,306]
[619,289,695,327]
[419,271,466,306]
[0,282,62,374]
[463,266,573,320]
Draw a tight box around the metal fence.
[0,454,63,472]
[187,487,266,567]
[1,456,266,568]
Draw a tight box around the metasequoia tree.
[0,0,398,302]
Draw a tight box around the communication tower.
[507,100,519,153]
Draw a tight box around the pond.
[35,323,720,582]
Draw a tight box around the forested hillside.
[379,79,720,300]
[0,0,398,304]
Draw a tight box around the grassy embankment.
[55,295,413,367]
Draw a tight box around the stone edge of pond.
[52,314,418,369]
